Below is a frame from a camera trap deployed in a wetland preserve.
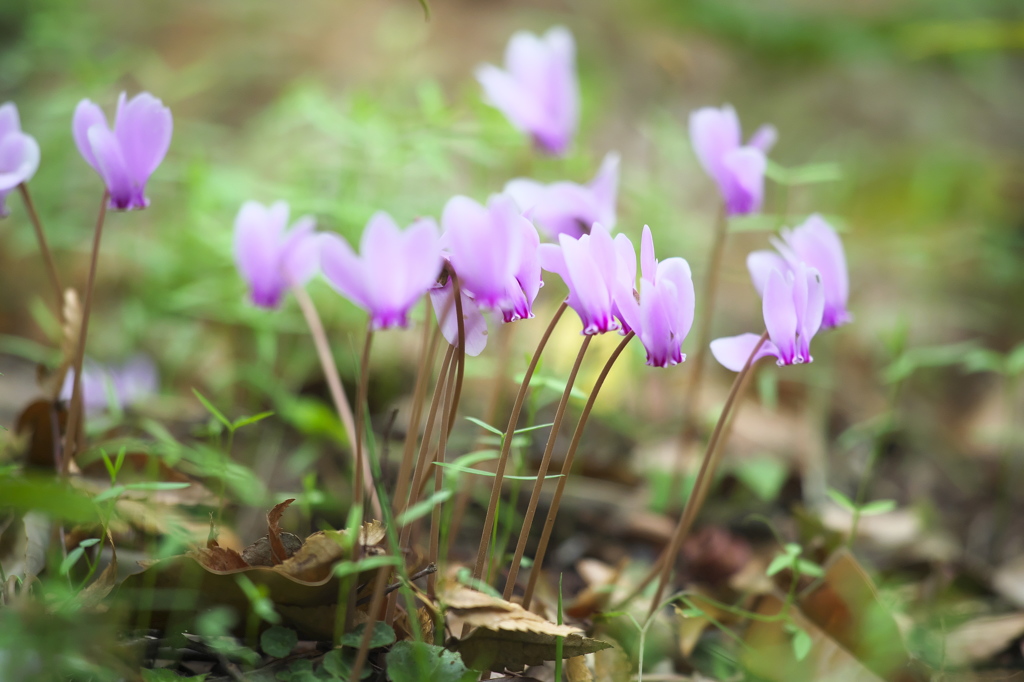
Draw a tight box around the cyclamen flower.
[690,105,776,216]
[73,92,172,210]
[539,222,636,335]
[711,264,824,371]
[615,226,695,367]
[430,275,489,357]
[0,102,40,217]
[60,355,158,415]
[233,201,321,309]
[321,212,443,330]
[476,26,579,155]
[504,152,619,240]
[442,193,541,323]
[747,214,850,329]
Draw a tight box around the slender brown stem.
[445,270,467,436]
[392,310,442,518]
[354,326,374,511]
[18,183,63,317]
[62,191,108,472]
[522,332,634,609]
[471,302,568,582]
[386,344,454,625]
[350,551,392,680]
[646,331,768,619]
[503,335,591,600]
[428,344,458,595]
[671,205,728,499]
[291,285,381,517]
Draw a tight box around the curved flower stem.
[18,183,63,318]
[522,332,635,609]
[471,302,568,583]
[291,285,380,518]
[503,334,592,600]
[354,325,374,512]
[392,306,442,518]
[62,191,108,472]
[429,344,459,595]
[671,205,728,501]
[386,344,455,625]
[646,331,768,620]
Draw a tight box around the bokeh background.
[1,0,1024,590]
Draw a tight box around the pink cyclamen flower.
[711,263,824,371]
[61,355,158,415]
[504,152,619,240]
[615,226,695,367]
[442,193,542,323]
[0,102,41,217]
[539,222,636,335]
[747,214,850,329]
[73,92,172,210]
[321,212,443,330]
[430,274,490,357]
[233,201,321,309]
[476,26,579,155]
[689,104,776,216]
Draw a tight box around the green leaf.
[512,422,555,435]
[142,669,205,681]
[765,554,791,577]
[791,627,813,661]
[385,641,475,682]
[858,499,897,516]
[339,621,397,649]
[93,481,191,503]
[232,411,275,430]
[261,625,298,658]
[323,648,372,680]
[826,488,857,513]
[59,546,87,576]
[333,555,402,579]
[734,457,788,502]
[765,160,843,186]
[434,462,563,481]
[0,477,99,523]
[464,416,504,437]
[795,559,825,578]
[396,489,452,527]
[1008,342,1024,376]
[192,387,232,431]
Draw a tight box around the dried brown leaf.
[267,498,295,565]
[78,532,119,608]
[191,541,248,571]
[944,613,1024,667]
[565,655,593,682]
[440,583,579,636]
[456,629,612,672]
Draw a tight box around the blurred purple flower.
[711,263,824,371]
[615,226,695,367]
[233,201,321,309]
[321,212,443,330]
[0,102,40,218]
[747,214,851,329]
[61,355,159,415]
[476,26,579,155]
[689,105,775,216]
[442,193,542,323]
[430,274,490,357]
[73,92,172,210]
[539,222,635,335]
[504,152,619,240]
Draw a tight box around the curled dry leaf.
[267,498,295,565]
[456,629,612,673]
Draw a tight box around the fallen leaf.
[78,532,119,608]
[593,634,631,682]
[943,613,1024,667]
[565,654,594,682]
[441,582,580,636]
[268,498,295,565]
[456,629,612,672]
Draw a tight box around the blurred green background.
[0,0,1022,527]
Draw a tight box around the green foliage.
[261,625,299,658]
[385,641,476,682]
[339,622,397,649]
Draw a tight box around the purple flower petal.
[87,125,139,210]
[690,105,741,188]
[0,132,40,192]
[711,333,778,372]
[72,100,107,172]
[747,124,778,153]
[763,268,797,364]
[444,194,522,310]
[430,279,489,356]
[690,104,774,216]
[746,250,787,297]
[722,146,766,215]
[113,92,172,186]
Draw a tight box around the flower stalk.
[18,183,63,317]
[522,331,634,609]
